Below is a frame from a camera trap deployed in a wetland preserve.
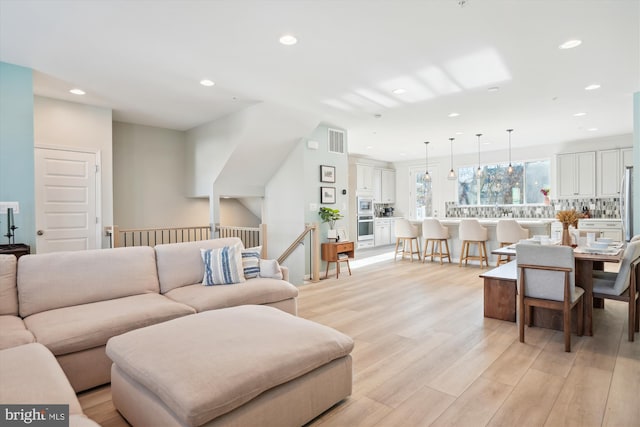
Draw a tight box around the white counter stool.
[394,218,421,262]
[422,218,451,264]
[496,219,529,266]
[459,219,489,268]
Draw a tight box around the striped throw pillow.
[242,246,262,279]
[201,244,246,286]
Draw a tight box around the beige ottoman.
[106,305,354,427]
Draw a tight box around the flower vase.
[561,223,572,246]
[544,196,550,206]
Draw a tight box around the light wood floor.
[79,258,640,426]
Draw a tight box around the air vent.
[328,128,345,154]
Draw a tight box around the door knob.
[37,230,44,236]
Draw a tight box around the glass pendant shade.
[447,137,457,180]
[476,133,483,177]
[424,141,431,181]
[507,129,514,174]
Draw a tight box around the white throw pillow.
[201,243,246,285]
[242,246,262,279]
[259,259,283,280]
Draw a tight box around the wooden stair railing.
[106,225,211,248]
[277,223,320,283]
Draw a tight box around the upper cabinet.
[557,151,595,198]
[598,148,634,197]
[356,164,375,193]
[380,169,396,203]
[372,168,395,203]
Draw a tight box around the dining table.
[491,244,625,336]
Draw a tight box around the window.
[410,165,437,220]
[457,160,549,205]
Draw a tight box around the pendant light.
[506,128,514,174]
[424,141,431,181]
[476,133,483,177]
[447,137,457,180]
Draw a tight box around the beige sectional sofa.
[2,237,299,393]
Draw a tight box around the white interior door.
[35,147,99,253]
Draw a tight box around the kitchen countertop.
[434,218,556,226]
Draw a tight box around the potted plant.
[318,207,343,239]
[540,188,551,205]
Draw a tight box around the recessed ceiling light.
[585,84,601,91]
[392,88,406,95]
[455,131,464,135]
[587,127,598,132]
[559,39,582,49]
[488,86,500,92]
[400,153,406,156]
[69,88,85,95]
[573,112,587,117]
[200,79,215,87]
[279,34,297,45]
[366,146,373,149]
[448,112,460,118]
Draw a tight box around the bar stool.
[496,219,529,266]
[459,219,489,268]
[394,218,421,262]
[422,218,451,264]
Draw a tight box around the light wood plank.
[373,385,455,427]
[602,337,640,426]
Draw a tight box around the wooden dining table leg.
[575,258,594,336]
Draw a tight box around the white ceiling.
[1,0,638,161]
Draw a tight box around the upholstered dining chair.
[517,244,584,352]
[459,219,489,267]
[422,218,451,264]
[496,219,529,266]
[592,241,640,341]
[394,218,421,262]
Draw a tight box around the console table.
[321,241,354,279]
[0,244,31,259]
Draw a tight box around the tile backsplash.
[445,197,620,219]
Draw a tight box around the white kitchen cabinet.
[356,164,375,192]
[373,168,382,201]
[557,151,595,198]
[578,219,623,242]
[597,147,634,197]
[380,169,396,203]
[374,218,391,246]
[622,148,633,168]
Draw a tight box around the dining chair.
[496,219,529,266]
[459,219,489,267]
[630,235,640,243]
[421,218,451,264]
[517,244,584,352]
[592,241,640,341]
[394,218,421,262]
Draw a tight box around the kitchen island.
[411,218,555,265]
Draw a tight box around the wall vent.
[328,128,345,154]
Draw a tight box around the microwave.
[357,197,373,215]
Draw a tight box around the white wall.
[393,133,634,220]
[112,122,209,229]
[33,96,113,247]
[263,142,306,284]
[220,198,260,227]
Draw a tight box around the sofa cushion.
[24,293,195,356]
[201,243,245,286]
[18,246,160,317]
[155,237,243,293]
[0,343,83,414]
[106,305,354,426]
[164,278,298,312]
[0,254,18,315]
[0,315,35,350]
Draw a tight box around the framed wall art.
[320,186,336,204]
[320,165,336,183]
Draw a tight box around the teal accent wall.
[0,62,35,248]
